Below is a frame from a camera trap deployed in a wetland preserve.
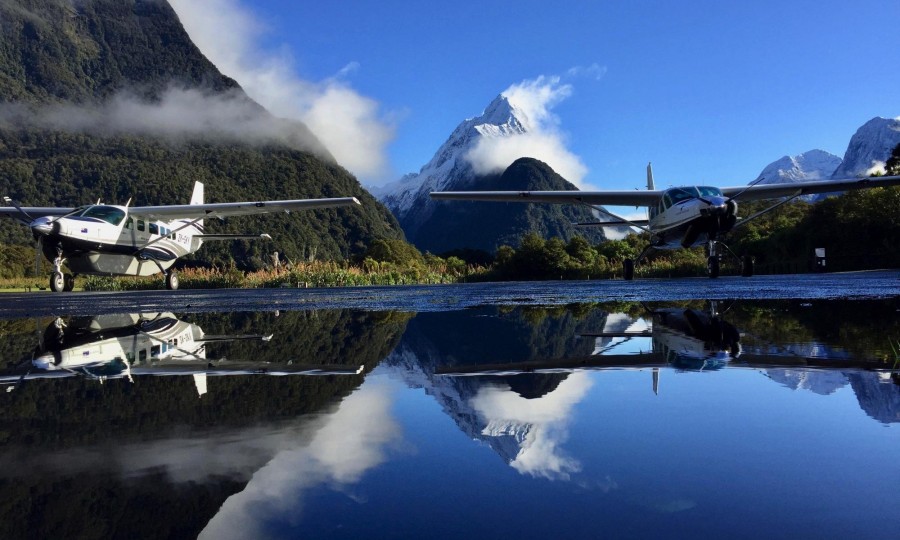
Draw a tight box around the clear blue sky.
[175,0,899,190]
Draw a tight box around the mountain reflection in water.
[0,299,897,539]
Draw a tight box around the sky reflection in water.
[0,299,898,539]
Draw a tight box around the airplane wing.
[0,206,77,220]
[129,197,361,220]
[431,175,900,206]
[720,175,900,201]
[430,190,663,207]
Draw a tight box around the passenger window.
[125,218,133,229]
[137,220,145,232]
[139,350,147,361]
[149,223,159,235]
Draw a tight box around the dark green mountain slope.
[0,0,402,267]
[0,0,240,103]
[412,157,613,254]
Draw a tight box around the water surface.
[0,296,897,539]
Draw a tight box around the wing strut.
[577,201,652,233]
[732,189,803,230]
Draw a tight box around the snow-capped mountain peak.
[373,94,528,222]
[754,149,842,185]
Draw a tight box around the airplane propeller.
[2,196,34,224]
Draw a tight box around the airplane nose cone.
[32,354,56,370]
[29,216,55,237]
[708,196,727,211]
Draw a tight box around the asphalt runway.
[1,270,898,319]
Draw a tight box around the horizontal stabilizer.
[197,233,272,241]
[573,220,649,227]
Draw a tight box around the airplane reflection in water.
[436,302,899,398]
[1,313,363,394]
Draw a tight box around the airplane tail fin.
[190,182,204,205]
[646,162,655,190]
[189,182,204,248]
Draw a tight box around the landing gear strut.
[705,239,752,279]
[140,252,179,291]
[623,245,655,281]
[707,240,720,279]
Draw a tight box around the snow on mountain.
[373,94,526,224]
[753,149,842,185]
[831,117,900,178]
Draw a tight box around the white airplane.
[431,165,900,279]
[0,182,360,291]
[1,312,365,393]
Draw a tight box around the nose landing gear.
[706,239,753,279]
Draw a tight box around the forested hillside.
[0,0,403,269]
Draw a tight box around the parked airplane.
[431,165,900,279]
[0,182,360,291]
[1,312,364,393]
[435,303,897,394]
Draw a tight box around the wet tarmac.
[1,270,898,318]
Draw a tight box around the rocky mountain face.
[375,95,611,254]
[0,0,402,267]
[831,116,900,178]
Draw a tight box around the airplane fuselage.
[34,313,204,375]
[647,186,737,250]
[32,205,201,276]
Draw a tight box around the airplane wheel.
[741,255,754,277]
[63,273,75,292]
[623,258,635,281]
[50,271,65,292]
[165,270,179,291]
[707,256,720,279]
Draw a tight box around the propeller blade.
[726,175,769,203]
[2,196,34,224]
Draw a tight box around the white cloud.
[470,372,593,480]
[169,0,395,181]
[0,86,326,153]
[865,160,886,176]
[464,75,589,187]
[199,380,402,539]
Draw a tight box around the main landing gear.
[622,239,753,280]
[139,252,179,290]
[165,270,179,291]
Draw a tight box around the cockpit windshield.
[666,187,698,204]
[697,186,724,198]
[75,206,127,226]
[665,186,724,206]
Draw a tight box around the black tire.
[623,258,635,281]
[165,270,179,291]
[707,256,720,279]
[63,273,75,292]
[741,255,754,277]
[50,271,65,292]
